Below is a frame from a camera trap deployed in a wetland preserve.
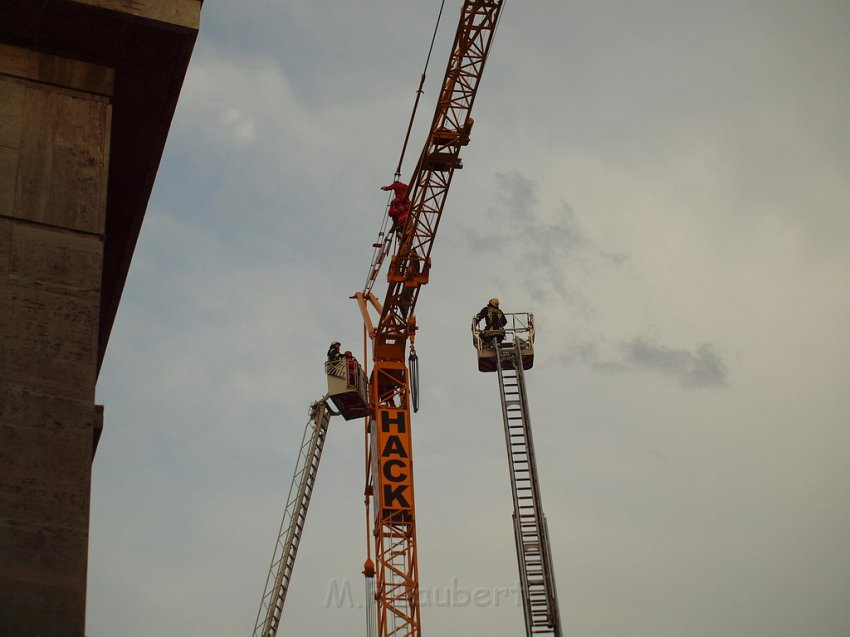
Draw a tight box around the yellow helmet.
[489,297,499,307]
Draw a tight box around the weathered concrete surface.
[0,1,200,634]
[72,0,201,30]
[1,77,110,234]
[0,48,109,637]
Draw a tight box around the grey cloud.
[565,339,626,374]
[465,171,728,390]
[495,169,537,224]
[623,337,728,389]
[564,336,729,390]
[460,170,625,304]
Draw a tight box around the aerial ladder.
[252,400,333,637]
[252,361,369,637]
[472,313,563,637]
[252,2,505,637]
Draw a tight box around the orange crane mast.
[355,2,504,636]
[252,3,505,637]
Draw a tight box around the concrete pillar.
[0,45,113,637]
[0,2,200,634]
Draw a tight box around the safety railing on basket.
[324,358,368,397]
[470,311,535,350]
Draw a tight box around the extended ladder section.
[253,400,333,637]
[495,342,562,637]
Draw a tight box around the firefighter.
[381,181,411,232]
[327,341,342,362]
[476,298,507,347]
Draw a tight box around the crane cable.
[393,0,447,179]
[364,0,446,294]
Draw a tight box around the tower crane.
[355,3,504,634]
[252,2,505,637]
[471,314,563,637]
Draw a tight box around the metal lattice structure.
[494,340,562,637]
[253,401,332,637]
[366,0,505,358]
[254,3,507,636]
[357,3,506,636]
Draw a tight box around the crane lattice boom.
[366,0,504,361]
[359,3,505,637]
[253,3,507,637]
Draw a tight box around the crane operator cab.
[471,311,535,373]
[325,352,370,420]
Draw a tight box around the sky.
[87,1,850,636]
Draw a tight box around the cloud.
[219,107,256,145]
[87,3,850,637]
[457,169,625,306]
[566,336,728,390]
[451,170,729,390]
[622,336,728,389]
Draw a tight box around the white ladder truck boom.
[472,313,563,637]
[252,355,369,637]
[252,399,332,637]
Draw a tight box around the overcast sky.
[87,2,850,636]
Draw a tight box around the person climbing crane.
[381,180,411,232]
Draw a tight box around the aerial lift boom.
[252,400,333,637]
[472,314,563,637]
[252,361,369,637]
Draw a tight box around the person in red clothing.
[381,181,411,232]
[343,350,358,386]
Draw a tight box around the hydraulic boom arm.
[253,400,333,637]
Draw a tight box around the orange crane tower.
[252,3,505,636]
[355,2,504,635]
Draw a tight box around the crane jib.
[371,0,504,329]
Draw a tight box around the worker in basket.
[475,297,507,348]
[343,350,359,386]
[327,340,342,362]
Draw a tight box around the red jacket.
[382,181,411,225]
